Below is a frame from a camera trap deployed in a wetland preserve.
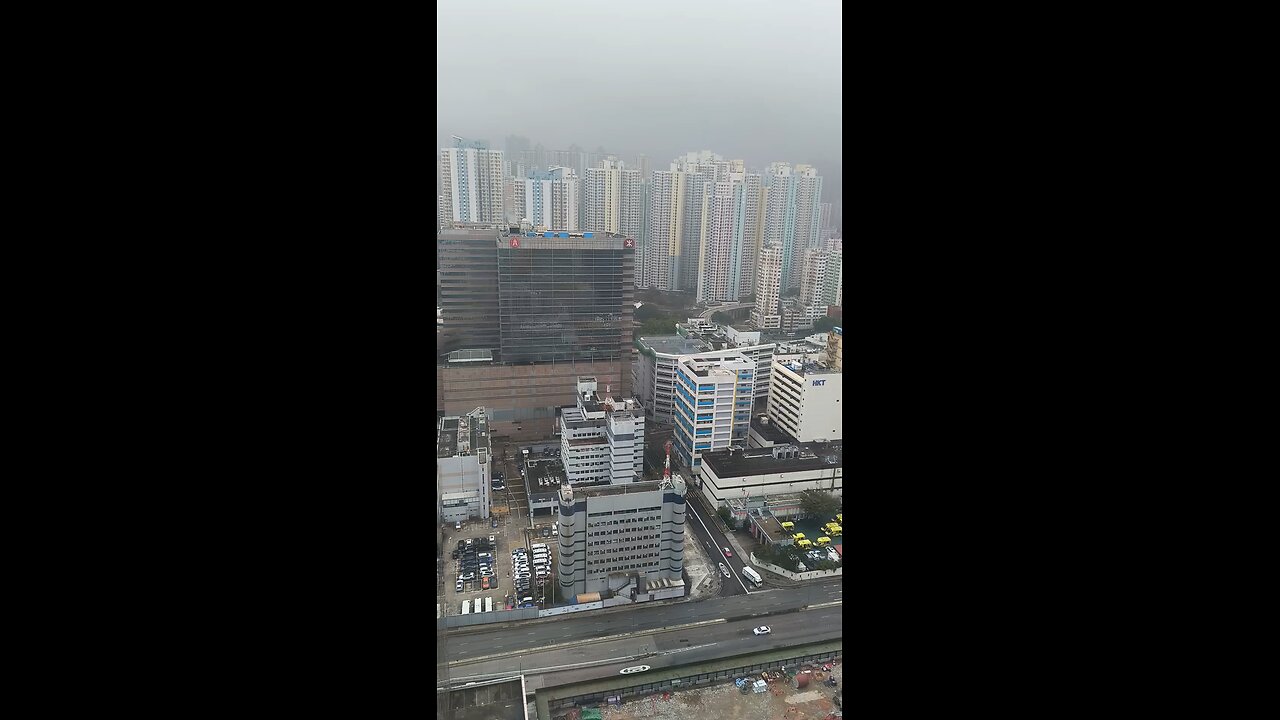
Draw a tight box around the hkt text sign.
[812,379,826,387]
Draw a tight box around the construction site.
[533,640,842,720]
[552,658,842,720]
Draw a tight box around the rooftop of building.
[560,479,665,500]
[678,354,753,378]
[437,408,491,459]
[526,457,566,485]
[750,415,799,445]
[562,393,644,425]
[503,229,628,240]
[774,356,840,376]
[638,335,712,355]
[701,440,843,478]
[753,513,788,540]
[440,677,526,720]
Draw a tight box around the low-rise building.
[556,479,687,599]
[524,456,566,516]
[696,441,843,510]
[436,407,493,522]
[559,377,645,485]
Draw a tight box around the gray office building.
[437,226,501,353]
[436,225,637,434]
[497,232,635,363]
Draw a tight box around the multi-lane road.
[443,581,843,662]
[445,595,843,692]
[682,489,755,597]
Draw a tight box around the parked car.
[753,626,771,635]
[459,572,475,581]
[482,577,490,590]
[455,580,463,592]
[491,517,499,527]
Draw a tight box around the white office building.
[440,138,505,225]
[514,167,579,232]
[583,157,642,240]
[559,376,646,486]
[634,325,774,424]
[751,245,783,330]
[436,407,493,522]
[799,249,841,322]
[697,160,764,304]
[645,151,725,292]
[767,356,842,443]
[556,480,687,599]
[672,353,755,471]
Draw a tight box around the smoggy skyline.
[436,0,843,228]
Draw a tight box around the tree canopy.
[635,303,664,321]
[799,489,841,520]
[812,316,838,332]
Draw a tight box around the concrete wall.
[439,359,632,422]
[537,601,603,617]
[750,552,843,582]
[436,607,540,628]
[699,464,842,506]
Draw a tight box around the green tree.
[717,506,733,527]
[812,316,838,332]
[799,489,841,520]
[711,311,732,325]
[641,318,677,335]
[635,303,664,321]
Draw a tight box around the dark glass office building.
[497,232,635,363]
[437,227,501,351]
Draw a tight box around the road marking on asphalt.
[449,618,727,666]
[686,502,750,595]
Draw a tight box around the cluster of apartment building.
[439,139,840,327]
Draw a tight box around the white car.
[455,580,463,592]
[753,626,771,636]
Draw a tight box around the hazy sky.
[437,0,843,226]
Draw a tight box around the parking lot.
[440,437,562,614]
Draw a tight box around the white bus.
[741,566,763,586]
[462,600,471,615]
[485,597,493,613]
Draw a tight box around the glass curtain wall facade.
[497,234,636,363]
[437,228,501,350]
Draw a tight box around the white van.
[741,566,763,585]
